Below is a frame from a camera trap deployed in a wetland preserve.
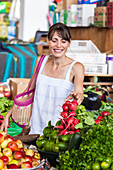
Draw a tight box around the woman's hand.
[0,107,13,134]
[65,91,84,105]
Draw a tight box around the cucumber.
[59,134,72,142]
[68,132,82,152]
[58,142,68,151]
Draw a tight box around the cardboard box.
[77,4,96,26]
[9,78,30,100]
[63,0,77,9]
[94,16,107,27]
[94,6,107,15]
[94,6,107,27]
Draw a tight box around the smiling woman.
[1,23,84,135]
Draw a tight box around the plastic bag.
[7,122,22,137]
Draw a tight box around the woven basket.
[11,55,45,128]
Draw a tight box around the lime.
[52,144,59,153]
[101,161,110,169]
[105,157,112,166]
[92,162,100,170]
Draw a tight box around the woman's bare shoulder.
[73,61,84,73]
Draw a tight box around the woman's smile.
[53,48,63,53]
[47,31,70,58]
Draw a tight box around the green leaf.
[84,116,95,125]
[75,122,83,129]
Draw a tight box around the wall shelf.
[69,26,113,53]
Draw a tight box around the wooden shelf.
[85,74,113,77]
[83,82,113,86]
[69,26,113,53]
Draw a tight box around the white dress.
[29,55,76,135]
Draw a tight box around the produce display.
[36,100,82,153]
[0,130,42,169]
[0,85,11,98]
[0,86,112,169]
[36,98,113,169]
[58,102,113,170]
[0,97,14,127]
[0,97,13,114]
[36,99,97,154]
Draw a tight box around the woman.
[1,23,84,135]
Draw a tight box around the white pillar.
[18,0,51,41]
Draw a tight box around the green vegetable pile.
[58,113,113,170]
[0,97,14,115]
[36,120,72,153]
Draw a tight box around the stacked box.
[77,4,96,26]
[107,2,113,28]
[66,40,107,74]
[94,6,107,27]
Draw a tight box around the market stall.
[0,0,113,170]
[0,80,112,169]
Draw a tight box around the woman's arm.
[0,107,13,134]
[65,62,84,105]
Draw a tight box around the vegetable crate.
[68,53,106,65]
[107,2,113,28]
[84,64,107,74]
[66,40,106,65]
[67,40,100,54]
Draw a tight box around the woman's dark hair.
[48,23,71,42]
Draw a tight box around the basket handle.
[27,55,45,91]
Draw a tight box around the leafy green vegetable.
[58,114,113,170]
[0,97,14,114]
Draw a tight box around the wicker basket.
[11,55,45,128]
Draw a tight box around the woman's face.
[47,31,71,58]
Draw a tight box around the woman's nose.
[56,41,61,47]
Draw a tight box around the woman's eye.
[52,40,56,43]
[62,40,66,43]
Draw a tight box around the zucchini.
[68,132,82,152]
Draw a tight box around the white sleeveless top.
[29,55,76,135]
